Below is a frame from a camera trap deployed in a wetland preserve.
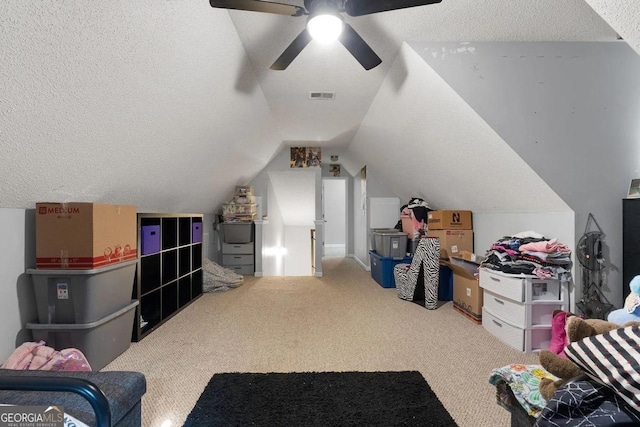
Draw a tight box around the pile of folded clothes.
[481,230,572,280]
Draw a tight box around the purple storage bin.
[141,225,160,255]
[192,222,203,243]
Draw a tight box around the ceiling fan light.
[307,14,343,43]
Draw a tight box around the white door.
[322,178,347,257]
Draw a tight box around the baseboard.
[254,272,264,277]
[314,272,323,277]
[351,254,370,271]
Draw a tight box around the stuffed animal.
[608,275,640,325]
[538,316,640,400]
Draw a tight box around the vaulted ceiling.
[225,0,618,149]
[1,0,639,215]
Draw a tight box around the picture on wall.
[329,164,341,176]
[290,147,322,168]
[628,179,640,198]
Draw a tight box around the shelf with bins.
[479,268,569,353]
[132,213,204,341]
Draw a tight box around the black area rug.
[183,371,458,426]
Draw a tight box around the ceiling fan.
[209,0,443,70]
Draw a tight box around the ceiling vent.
[309,91,336,100]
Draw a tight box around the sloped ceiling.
[0,1,282,213]
[346,43,571,214]
[227,0,617,151]
[585,0,640,56]
[1,0,638,217]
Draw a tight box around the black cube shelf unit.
[132,213,204,341]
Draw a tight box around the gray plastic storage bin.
[221,222,254,243]
[27,300,138,371]
[27,259,136,324]
[369,228,398,251]
[375,231,408,259]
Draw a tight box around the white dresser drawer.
[222,243,254,254]
[223,254,254,265]
[482,307,524,351]
[480,269,525,302]
[483,290,526,327]
[529,303,566,326]
[480,268,562,302]
[525,328,553,353]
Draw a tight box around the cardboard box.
[426,229,473,259]
[235,186,255,196]
[427,210,473,230]
[36,203,137,269]
[452,250,485,264]
[447,255,483,322]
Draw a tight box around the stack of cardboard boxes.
[426,210,473,259]
[222,186,258,222]
[425,210,483,323]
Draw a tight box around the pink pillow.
[548,311,568,358]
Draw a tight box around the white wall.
[0,209,34,360]
[263,179,286,276]
[350,167,401,268]
[353,168,368,267]
[411,41,640,307]
[250,147,323,276]
[284,226,313,276]
[323,179,346,246]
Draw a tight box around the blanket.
[489,364,557,418]
[1,341,91,371]
[202,258,244,293]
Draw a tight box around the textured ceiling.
[1,0,638,216]
[227,0,618,149]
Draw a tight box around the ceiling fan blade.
[344,0,442,17]
[270,29,313,70]
[338,24,382,70]
[210,0,305,16]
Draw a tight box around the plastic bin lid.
[26,259,137,276]
[26,301,139,330]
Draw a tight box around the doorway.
[322,178,347,258]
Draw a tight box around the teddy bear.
[608,275,640,325]
[538,315,640,400]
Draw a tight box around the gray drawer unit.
[222,243,254,254]
[221,239,254,275]
[223,254,254,265]
[226,265,255,275]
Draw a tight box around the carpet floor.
[183,371,458,426]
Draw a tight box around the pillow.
[565,325,640,414]
[548,310,569,358]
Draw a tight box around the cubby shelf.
[132,213,203,342]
